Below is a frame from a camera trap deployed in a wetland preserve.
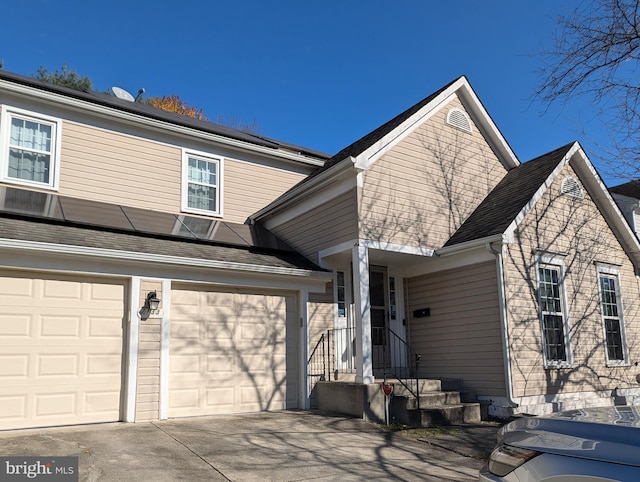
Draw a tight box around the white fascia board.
[361,239,435,256]
[251,156,357,223]
[0,79,324,168]
[0,238,332,281]
[571,147,640,268]
[356,77,519,171]
[435,233,505,257]
[502,143,579,243]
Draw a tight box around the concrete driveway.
[0,411,489,481]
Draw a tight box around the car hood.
[501,406,640,467]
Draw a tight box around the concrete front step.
[407,403,481,428]
[376,378,442,393]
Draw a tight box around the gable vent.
[561,176,584,199]
[446,108,472,133]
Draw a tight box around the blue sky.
[2,1,619,183]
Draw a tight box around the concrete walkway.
[0,411,496,481]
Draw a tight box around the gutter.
[0,238,333,280]
[0,79,325,168]
[486,241,519,410]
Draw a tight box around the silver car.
[479,405,640,481]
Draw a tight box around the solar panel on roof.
[0,185,294,251]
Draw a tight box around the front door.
[370,267,388,372]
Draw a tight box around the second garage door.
[169,286,299,418]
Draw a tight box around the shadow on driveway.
[0,411,489,481]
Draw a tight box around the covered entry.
[0,270,127,430]
[168,285,299,417]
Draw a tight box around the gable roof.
[610,180,640,200]
[251,76,520,222]
[0,69,330,164]
[444,143,574,247]
[443,141,640,268]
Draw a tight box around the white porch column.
[352,243,374,384]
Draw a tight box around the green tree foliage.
[34,64,93,91]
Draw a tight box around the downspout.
[486,241,519,411]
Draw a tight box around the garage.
[0,270,127,430]
[169,285,299,418]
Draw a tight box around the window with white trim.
[337,271,346,318]
[182,150,222,216]
[537,254,572,367]
[597,264,629,366]
[0,106,61,189]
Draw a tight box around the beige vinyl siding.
[407,261,505,396]
[308,281,334,354]
[270,189,358,263]
[57,122,308,223]
[360,96,506,248]
[504,163,640,398]
[135,281,162,422]
[223,159,308,224]
[60,122,181,213]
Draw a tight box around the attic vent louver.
[446,108,472,133]
[561,176,584,199]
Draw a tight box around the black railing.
[373,326,422,410]
[308,325,421,409]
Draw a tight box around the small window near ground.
[182,150,222,216]
[0,106,61,190]
[537,254,572,367]
[597,264,629,366]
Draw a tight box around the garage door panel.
[0,272,126,430]
[169,288,298,417]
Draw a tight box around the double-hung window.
[537,254,572,367]
[182,150,222,216]
[596,264,629,366]
[0,106,61,189]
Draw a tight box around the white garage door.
[0,271,126,430]
[169,286,298,418]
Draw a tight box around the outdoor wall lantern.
[139,291,161,320]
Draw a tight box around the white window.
[336,271,346,318]
[0,106,61,190]
[536,254,572,367]
[596,264,629,366]
[181,150,222,216]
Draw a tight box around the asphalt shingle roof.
[610,180,640,200]
[444,143,575,247]
[0,70,330,161]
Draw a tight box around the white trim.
[0,79,325,168]
[357,77,518,171]
[361,239,435,256]
[0,104,62,190]
[181,148,224,217]
[0,237,331,279]
[300,289,310,409]
[252,157,356,223]
[159,279,171,420]
[353,244,374,384]
[535,253,574,368]
[595,263,630,367]
[260,172,356,229]
[124,276,141,422]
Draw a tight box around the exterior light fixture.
[146,291,160,311]
[139,291,161,320]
